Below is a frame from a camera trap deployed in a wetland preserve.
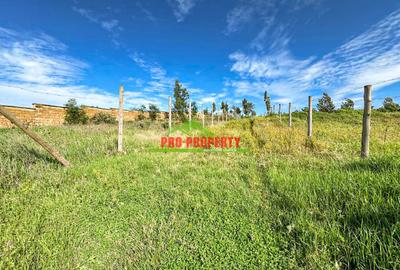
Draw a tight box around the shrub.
[137,105,147,121]
[64,99,88,125]
[91,112,116,124]
[341,98,354,110]
[382,97,400,112]
[148,104,160,121]
[161,121,169,129]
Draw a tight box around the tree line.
[64,82,400,125]
[307,92,400,113]
[173,80,256,121]
[263,90,400,113]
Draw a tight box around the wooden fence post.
[308,96,312,138]
[118,85,124,152]
[278,104,282,122]
[189,99,192,130]
[211,103,214,126]
[202,106,205,128]
[361,85,372,158]
[288,102,292,127]
[168,96,172,133]
[0,107,70,167]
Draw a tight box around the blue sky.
[1,0,400,113]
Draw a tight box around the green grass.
[1,112,399,269]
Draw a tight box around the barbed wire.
[372,76,400,87]
[0,83,99,100]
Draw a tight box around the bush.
[382,97,400,112]
[148,104,160,121]
[137,105,147,121]
[341,98,354,110]
[161,121,169,129]
[64,99,88,125]
[91,112,116,124]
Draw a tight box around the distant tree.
[220,101,229,119]
[91,112,116,124]
[242,98,255,116]
[138,105,147,120]
[212,102,216,114]
[203,108,209,115]
[173,80,189,121]
[341,98,355,110]
[191,101,198,115]
[264,90,271,114]
[148,104,160,121]
[234,106,241,116]
[317,92,335,112]
[382,97,400,112]
[64,99,88,125]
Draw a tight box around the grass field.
[1,111,399,269]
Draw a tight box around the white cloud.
[136,2,157,23]
[225,4,256,34]
[72,7,122,38]
[228,9,400,106]
[129,53,210,107]
[101,19,119,32]
[225,0,321,37]
[0,28,163,109]
[167,0,197,22]
[129,53,175,94]
[0,28,87,85]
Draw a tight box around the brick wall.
[0,103,167,128]
[0,106,36,128]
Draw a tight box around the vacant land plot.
[1,111,399,269]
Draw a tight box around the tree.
[232,106,241,118]
[191,101,198,115]
[173,80,189,122]
[382,97,400,112]
[234,106,241,116]
[212,102,216,114]
[138,105,147,120]
[264,90,271,114]
[341,98,355,110]
[91,112,116,124]
[64,99,88,125]
[242,98,255,116]
[220,101,229,118]
[203,108,209,115]
[317,92,335,112]
[148,104,160,121]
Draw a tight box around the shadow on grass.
[1,144,60,190]
[343,155,400,172]
[4,144,59,166]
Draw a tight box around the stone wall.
[0,103,166,128]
